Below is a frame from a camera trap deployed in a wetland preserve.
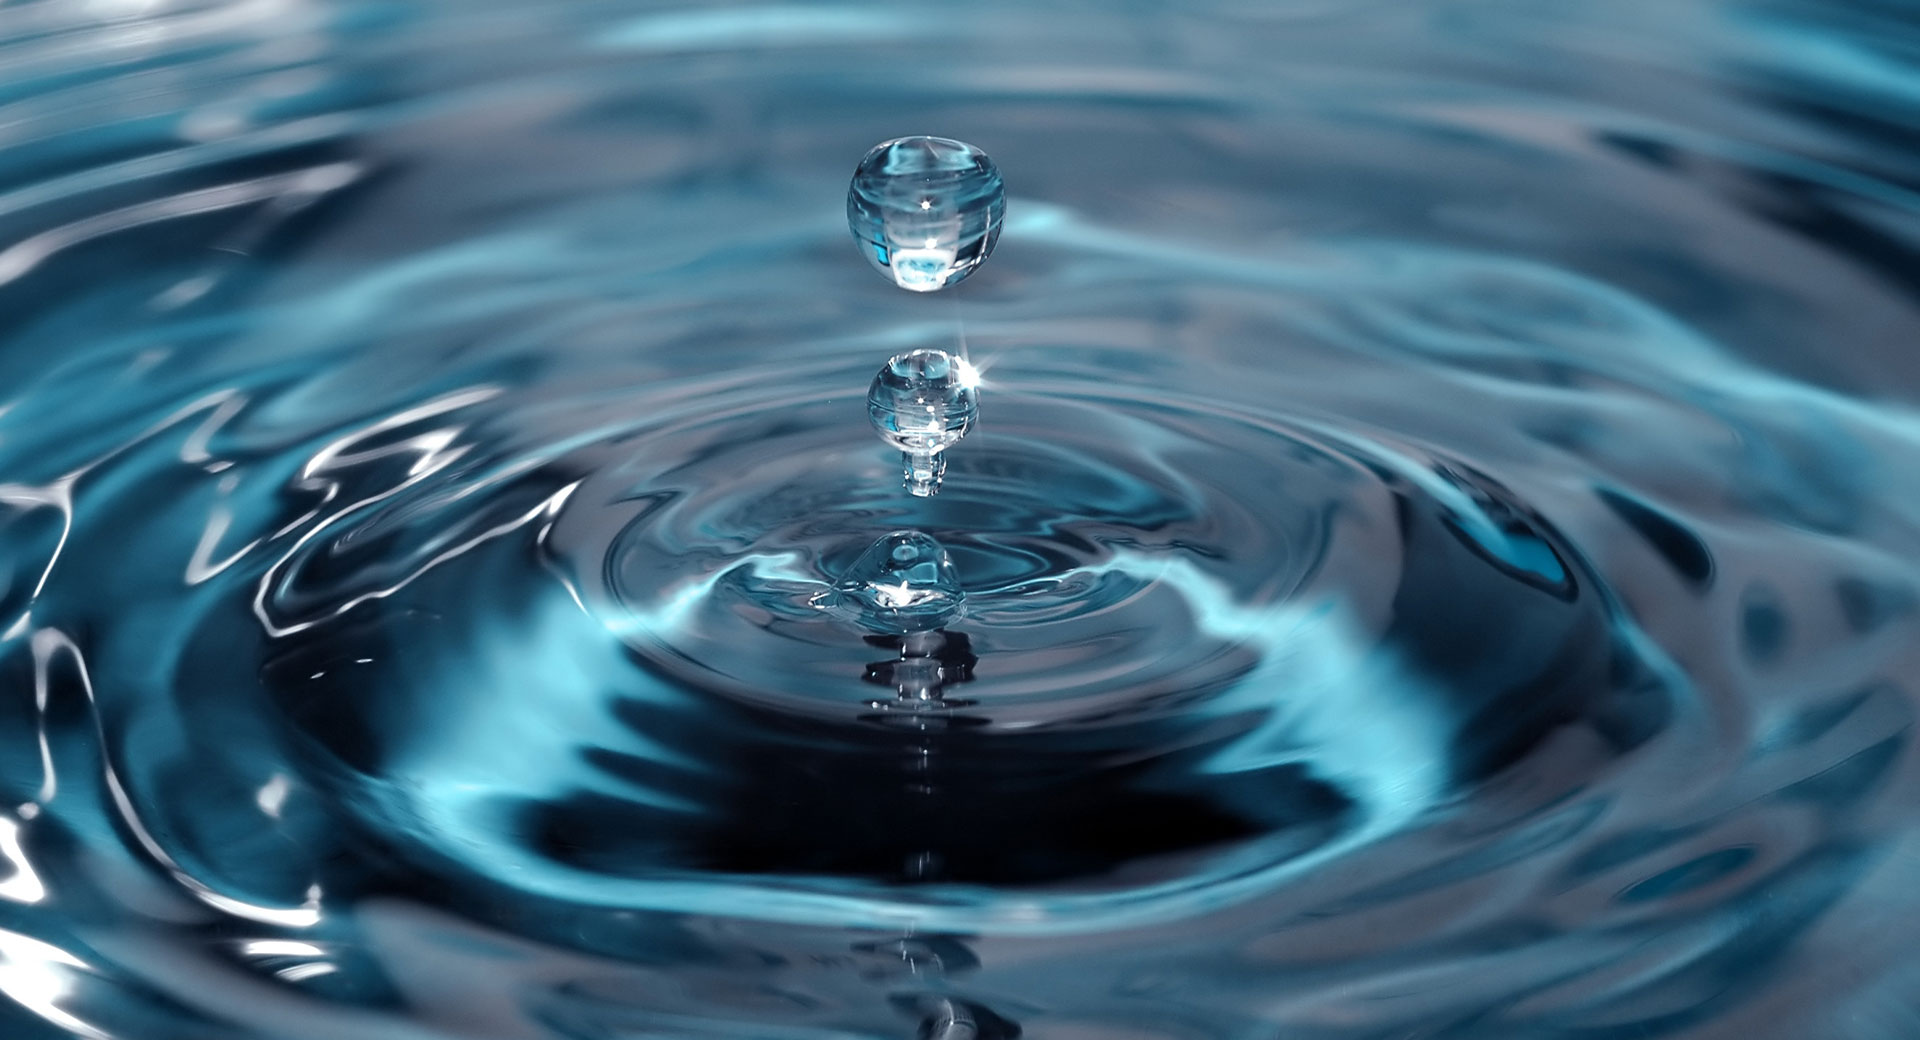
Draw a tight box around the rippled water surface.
[3,0,1920,1037]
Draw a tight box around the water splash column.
[822,530,966,632]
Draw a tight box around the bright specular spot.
[865,347,980,497]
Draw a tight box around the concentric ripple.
[238,356,1671,929]
[1,0,1919,1038]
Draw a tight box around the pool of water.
[2,0,1919,1037]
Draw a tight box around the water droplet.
[847,136,1005,292]
[825,531,964,632]
[867,348,979,496]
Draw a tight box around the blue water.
[2,1,1919,1038]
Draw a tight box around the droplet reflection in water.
[867,348,981,496]
[847,135,1006,292]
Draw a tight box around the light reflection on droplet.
[866,348,979,496]
[847,136,1005,292]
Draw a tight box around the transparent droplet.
[825,531,964,632]
[867,348,979,496]
[847,136,1005,292]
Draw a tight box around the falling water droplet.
[823,530,964,632]
[847,136,1005,292]
[867,348,979,496]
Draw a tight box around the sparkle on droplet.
[847,136,1005,292]
[867,348,979,496]
[824,531,965,632]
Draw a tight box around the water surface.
[2,1,1919,1037]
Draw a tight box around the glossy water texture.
[1,1,1919,1038]
[866,348,979,495]
[847,136,1005,291]
[821,531,965,633]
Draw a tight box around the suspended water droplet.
[823,530,964,632]
[867,348,979,496]
[847,136,1005,292]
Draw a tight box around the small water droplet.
[847,136,1004,292]
[825,531,964,632]
[868,348,979,497]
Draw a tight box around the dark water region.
[1,0,1919,1037]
